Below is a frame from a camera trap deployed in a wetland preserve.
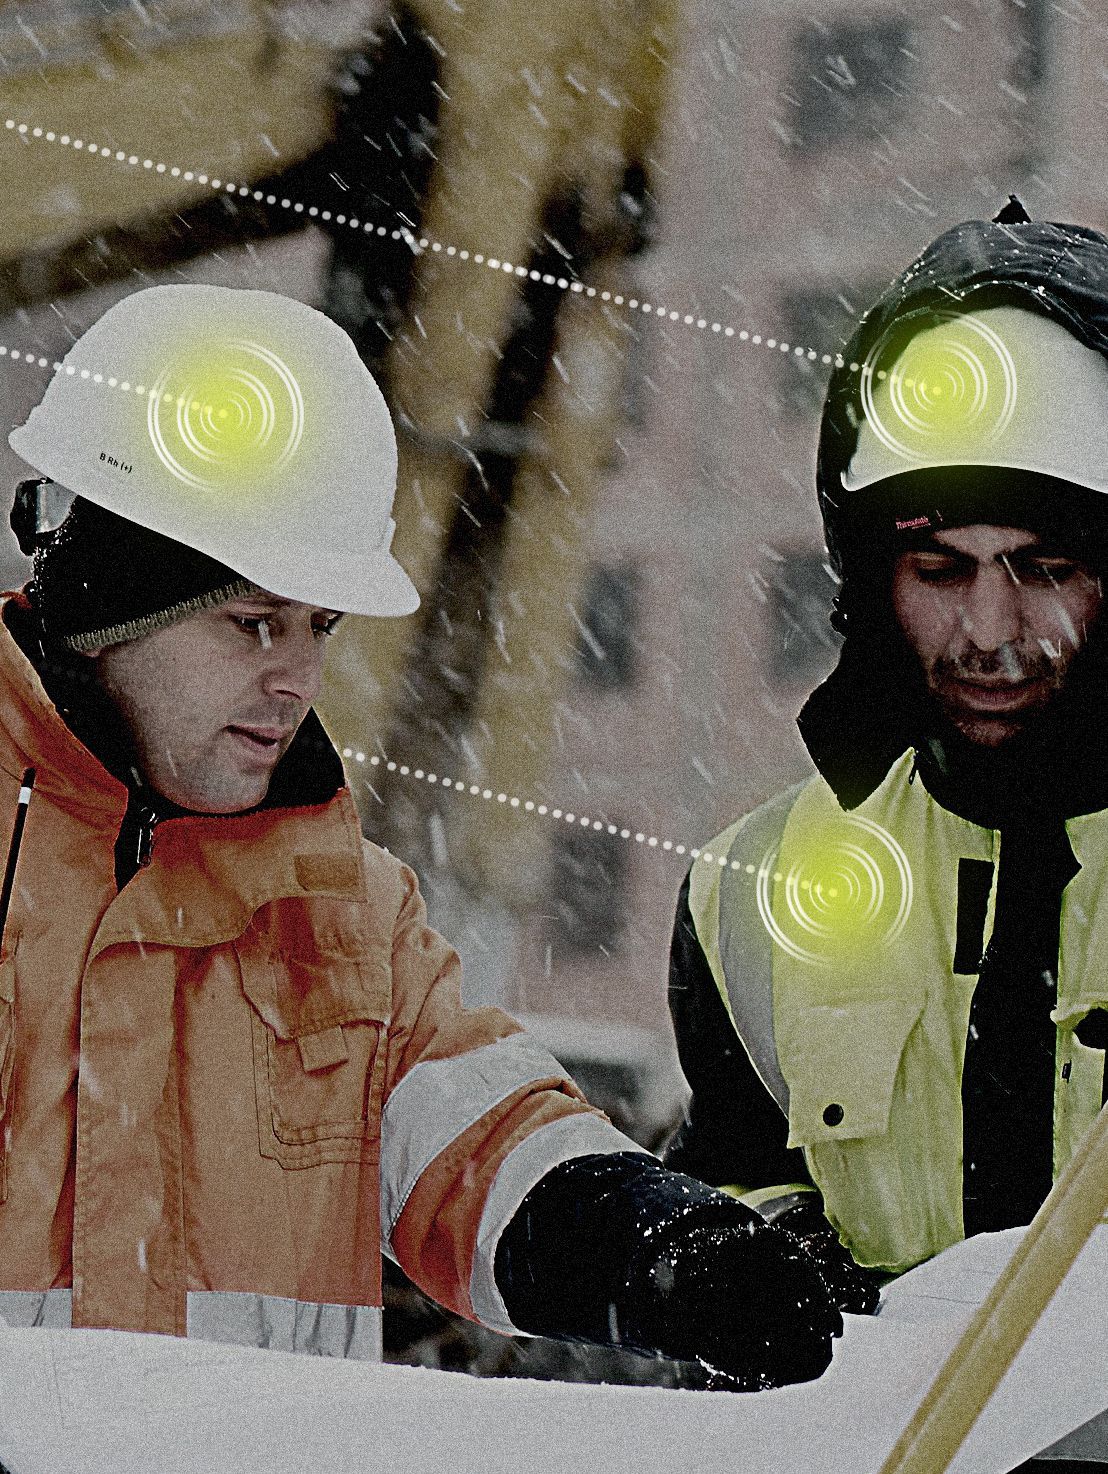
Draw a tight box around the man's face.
[86,591,343,812]
[891,524,1103,748]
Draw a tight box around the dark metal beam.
[0,149,331,315]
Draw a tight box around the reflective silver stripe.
[0,1288,72,1329]
[380,1032,570,1245]
[713,786,802,1113]
[469,1114,648,1335]
[186,1292,382,1361]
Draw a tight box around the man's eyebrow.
[227,593,283,609]
[909,538,971,557]
[1005,542,1080,561]
[225,596,344,617]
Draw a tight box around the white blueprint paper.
[0,1228,1102,1474]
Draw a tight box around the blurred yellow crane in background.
[318,0,677,906]
[0,0,679,918]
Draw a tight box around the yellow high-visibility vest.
[689,752,1108,1273]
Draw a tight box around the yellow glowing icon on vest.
[146,338,305,491]
[860,313,1018,467]
[756,815,913,968]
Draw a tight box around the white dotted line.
[0,344,182,405]
[0,338,873,402]
[344,747,770,869]
[0,346,60,372]
[0,339,201,399]
[3,116,858,370]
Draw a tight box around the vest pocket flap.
[298,1025,349,1073]
[781,996,924,1148]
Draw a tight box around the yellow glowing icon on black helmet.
[146,338,305,491]
[860,313,1018,467]
[756,815,913,968]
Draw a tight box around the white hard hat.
[8,284,419,617]
[844,306,1108,497]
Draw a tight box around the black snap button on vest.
[822,1103,844,1127]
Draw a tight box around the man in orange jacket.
[0,284,873,1388]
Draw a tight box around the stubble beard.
[926,647,1070,751]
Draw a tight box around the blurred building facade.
[487,0,1108,1083]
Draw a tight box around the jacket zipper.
[113,794,164,890]
[135,804,159,869]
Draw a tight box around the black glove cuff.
[757,1190,822,1224]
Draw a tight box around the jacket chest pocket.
[235,916,392,1170]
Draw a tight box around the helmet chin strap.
[9,479,73,556]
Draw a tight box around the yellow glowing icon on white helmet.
[756,815,913,968]
[146,338,305,491]
[860,313,1018,467]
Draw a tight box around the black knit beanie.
[11,480,253,650]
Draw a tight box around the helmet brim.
[9,432,421,618]
[227,543,421,618]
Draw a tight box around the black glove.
[767,1197,881,1316]
[496,1153,844,1392]
[618,1209,844,1391]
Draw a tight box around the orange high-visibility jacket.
[0,608,632,1355]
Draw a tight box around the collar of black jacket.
[4,593,346,821]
